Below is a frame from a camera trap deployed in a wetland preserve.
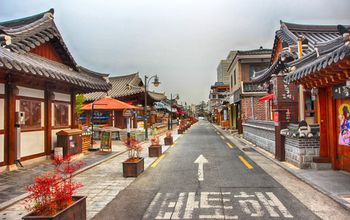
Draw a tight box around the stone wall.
[283,124,320,168]
[243,119,275,154]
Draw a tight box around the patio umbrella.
[82,97,139,110]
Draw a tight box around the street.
[93,121,319,220]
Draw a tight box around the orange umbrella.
[82,97,139,110]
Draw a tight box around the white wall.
[0,135,4,163]
[18,86,44,99]
[54,92,70,102]
[20,131,45,157]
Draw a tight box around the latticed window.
[54,103,69,127]
[20,99,41,129]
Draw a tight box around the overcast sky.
[1,0,350,105]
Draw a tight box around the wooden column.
[5,81,18,167]
[44,90,54,156]
[71,93,78,129]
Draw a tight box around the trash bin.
[56,129,82,157]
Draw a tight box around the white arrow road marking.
[194,155,208,181]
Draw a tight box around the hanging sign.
[333,84,350,100]
[123,108,133,118]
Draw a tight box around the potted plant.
[122,138,144,177]
[148,135,162,157]
[164,131,173,146]
[23,155,85,220]
[178,125,184,134]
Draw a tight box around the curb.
[212,124,350,212]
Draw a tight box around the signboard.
[100,131,112,151]
[233,90,241,103]
[123,108,133,118]
[333,84,350,100]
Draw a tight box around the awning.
[258,94,273,102]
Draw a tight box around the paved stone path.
[0,147,123,204]
[0,130,180,220]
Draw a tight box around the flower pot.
[164,136,173,146]
[123,157,144,177]
[22,196,86,220]
[148,145,162,157]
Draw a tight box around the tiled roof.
[84,73,142,101]
[0,8,77,68]
[84,73,166,102]
[148,91,166,101]
[236,48,272,56]
[253,21,349,86]
[284,34,350,84]
[0,9,110,92]
[0,47,110,92]
[274,21,345,57]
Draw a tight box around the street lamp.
[126,74,160,140]
[168,93,179,130]
[144,75,160,139]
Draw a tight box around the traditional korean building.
[243,21,350,171]
[284,23,350,172]
[83,73,166,128]
[0,9,110,171]
[227,48,271,132]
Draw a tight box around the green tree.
[75,94,85,115]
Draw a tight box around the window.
[304,90,315,118]
[249,64,268,80]
[20,99,41,129]
[54,103,69,127]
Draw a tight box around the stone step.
[311,162,332,170]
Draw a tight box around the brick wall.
[243,120,276,154]
[241,97,268,122]
[284,136,320,168]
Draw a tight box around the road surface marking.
[151,154,166,168]
[194,155,208,181]
[256,192,293,218]
[171,192,186,219]
[143,193,162,219]
[239,156,254,170]
[172,143,176,147]
[144,191,293,219]
[220,135,225,140]
[226,142,233,149]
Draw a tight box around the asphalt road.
[93,120,320,220]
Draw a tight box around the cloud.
[1,0,350,104]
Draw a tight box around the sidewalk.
[0,129,181,220]
[213,124,350,212]
[0,143,125,206]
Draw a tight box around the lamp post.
[143,75,160,140]
[168,93,179,130]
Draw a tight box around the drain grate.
[242,147,256,152]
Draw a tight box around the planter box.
[148,145,162,157]
[23,196,86,220]
[164,137,173,146]
[123,157,144,177]
[178,129,183,134]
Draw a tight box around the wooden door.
[336,99,350,172]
